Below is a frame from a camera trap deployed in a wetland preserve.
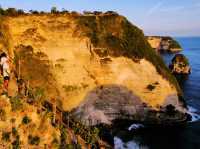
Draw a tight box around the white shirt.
[0,57,10,77]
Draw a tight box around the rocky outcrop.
[147,36,182,52]
[169,54,191,74]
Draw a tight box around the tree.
[0,6,5,15]
[5,8,17,16]
[17,9,25,15]
[51,6,57,14]
[29,10,39,14]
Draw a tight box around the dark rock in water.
[169,54,191,75]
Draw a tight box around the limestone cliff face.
[147,36,182,52]
[0,13,187,125]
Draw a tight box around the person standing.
[0,52,11,94]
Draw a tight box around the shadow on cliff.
[70,84,148,126]
[68,84,148,146]
[64,84,189,147]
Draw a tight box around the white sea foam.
[114,137,124,149]
[114,137,148,149]
[188,106,200,122]
[128,124,144,131]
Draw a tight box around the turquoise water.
[115,37,200,149]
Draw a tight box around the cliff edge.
[0,12,187,128]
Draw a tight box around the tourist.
[0,52,11,94]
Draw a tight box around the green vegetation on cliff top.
[147,36,182,49]
[162,36,182,49]
[75,15,182,96]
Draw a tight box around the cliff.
[0,11,188,147]
[146,36,182,52]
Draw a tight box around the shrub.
[146,84,156,91]
[154,82,159,85]
[61,9,69,14]
[0,108,6,121]
[40,11,46,14]
[10,96,23,111]
[12,135,20,149]
[2,132,11,142]
[60,125,68,148]
[28,135,40,145]
[22,116,31,124]
[29,10,39,14]
[12,127,18,137]
[63,85,80,92]
[0,76,3,85]
[51,137,59,148]
[0,7,25,16]
[34,87,45,100]
[169,39,182,49]
[71,11,80,16]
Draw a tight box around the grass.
[28,135,40,145]
[2,132,11,142]
[10,96,23,111]
[169,39,182,49]
[0,108,6,121]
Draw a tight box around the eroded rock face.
[71,85,143,126]
[71,85,187,126]
[169,54,191,75]
[0,14,187,127]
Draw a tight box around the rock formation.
[0,12,188,131]
[147,36,182,52]
[169,54,191,75]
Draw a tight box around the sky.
[0,0,200,36]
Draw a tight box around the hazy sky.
[0,0,200,36]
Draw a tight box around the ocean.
[114,37,200,149]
